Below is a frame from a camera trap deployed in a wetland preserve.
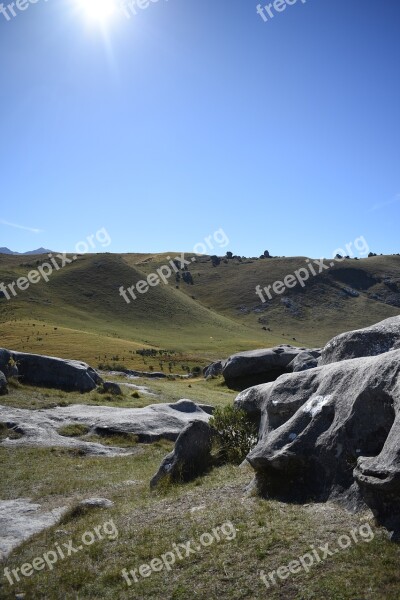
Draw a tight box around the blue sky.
[1,0,399,257]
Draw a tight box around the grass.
[1,252,399,375]
[1,445,399,599]
[0,382,400,599]
[0,253,271,372]
[0,375,235,410]
[1,252,400,598]
[85,432,139,447]
[58,424,91,437]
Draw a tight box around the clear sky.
[1,0,399,257]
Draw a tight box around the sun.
[75,0,117,23]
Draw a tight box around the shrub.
[209,405,258,465]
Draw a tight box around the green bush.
[209,405,258,465]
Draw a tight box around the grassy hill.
[0,251,399,371]
[1,254,400,600]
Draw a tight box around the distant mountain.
[0,247,52,255]
[22,248,52,255]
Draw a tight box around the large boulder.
[246,349,400,536]
[0,371,8,396]
[321,316,400,365]
[222,345,321,390]
[150,420,214,488]
[0,349,102,392]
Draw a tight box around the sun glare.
[76,0,117,23]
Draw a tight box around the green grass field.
[1,252,399,370]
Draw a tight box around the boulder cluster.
[204,345,321,390]
[232,316,400,538]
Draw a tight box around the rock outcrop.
[222,345,321,390]
[246,349,400,536]
[150,420,214,488]
[0,399,212,453]
[320,316,400,365]
[0,499,68,559]
[0,348,102,392]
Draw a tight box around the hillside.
[0,251,399,371]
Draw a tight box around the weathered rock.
[150,420,214,488]
[102,373,157,396]
[102,381,122,396]
[287,351,320,372]
[321,316,400,365]
[222,345,321,390]
[0,348,102,392]
[79,498,114,510]
[0,371,8,396]
[234,383,274,422]
[247,349,400,535]
[0,499,67,559]
[0,399,211,453]
[203,360,224,379]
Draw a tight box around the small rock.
[102,381,122,396]
[79,498,114,509]
[190,505,206,513]
[203,360,224,379]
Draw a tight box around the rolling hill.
[0,251,399,372]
